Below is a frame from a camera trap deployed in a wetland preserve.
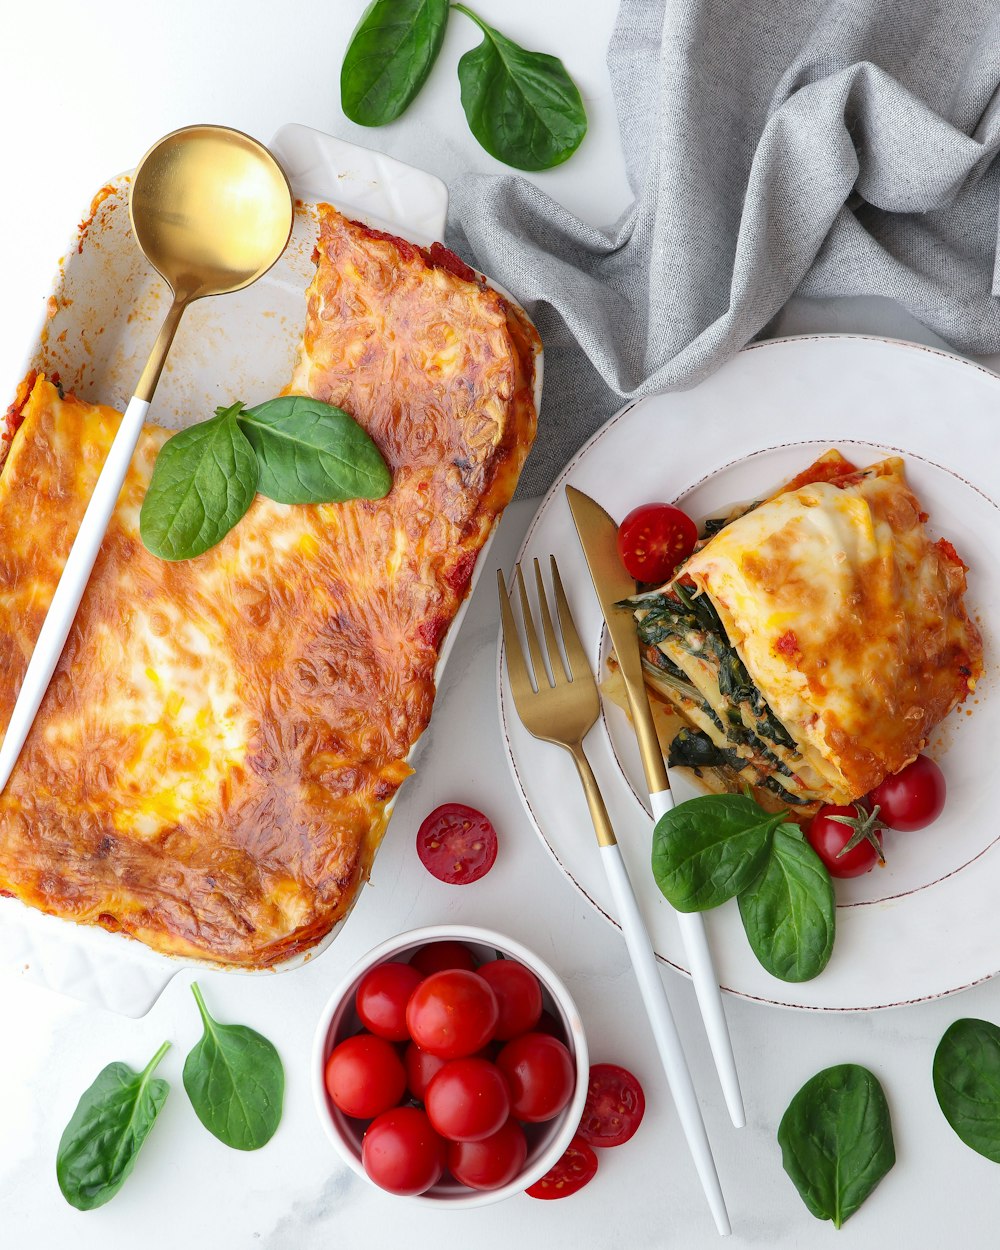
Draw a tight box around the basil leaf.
[341,0,450,126]
[140,403,258,560]
[183,982,284,1151]
[933,1018,1000,1162]
[778,1064,895,1228]
[651,794,783,912]
[738,824,835,982]
[453,5,587,171]
[56,1042,170,1211]
[238,396,392,505]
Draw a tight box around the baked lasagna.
[625,450,982,811]
[0,210,538,966]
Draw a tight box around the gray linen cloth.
[448,0,1000,496]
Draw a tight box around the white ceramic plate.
[499,335,1000,1011]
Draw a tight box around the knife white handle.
[600,839,731,1236]
[0,394,150,793]
[651,787,746,1129]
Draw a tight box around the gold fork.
[499,558,731,1237]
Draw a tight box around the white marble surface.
[3,2,1000,1247]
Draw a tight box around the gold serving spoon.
[0,124,294,793]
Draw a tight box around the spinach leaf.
[56,1041,171,1211]
[738,824,835,982]
[341,0,450,126]
[453,5,587,171]
[183,982,284,1151]
[139,402,258,561]
[778,1064,895,1228]
[237,396,391,505]
[933,1017,1000,1162]
[651,793,784,912]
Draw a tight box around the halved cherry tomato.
[806,803,884,878]
[324,1033,406,1120]
[477,959,543,1039]
[448,1119,528,1190]
[617,503,698,583]
[362,1106,446,1196]
[416,803,498,884]
[577,1063,645,1148]
[410,940,478,976]
[496,1032,575,1123]
[868,755,946,831]
[355,961,424,1042]
[425,1057,511,1142]
[406,969,499,1059]
[525,1135,598,1200]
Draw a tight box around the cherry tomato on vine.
[356,961,424,1042]
[496,1032,575,1123]
[477,959,543,1039]
[577,1063,646,1148]
[362,1106,446,1196]
[525,1135,598,1200]
[806,803,885,878]
[409,940,478,976]
[425,1057,511,1142]
[406,969,499,1059]
[617,502,698,583]
[416,803,498,884]
[324,1034,406,1119]
[868,755,946,831]
[448,1119,528,1190]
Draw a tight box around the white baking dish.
[0,123,542,1016]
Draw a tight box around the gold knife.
[566,484,746,1128]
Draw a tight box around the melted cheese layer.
[0,216,538,966]
[682,454,983,801]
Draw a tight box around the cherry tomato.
[324,1033,406,1120]
[577,1063,645,1148]
[409,940,478,976]
[496,1032,575,1123]
[617,503,698,583]
[406,969,499,1059]
[448,1119,528,1190]
[868,755,946,831]
[362,1106,446,1196]
[355,961,424,1042]
[525,1135,598,1200]
[476,959,543,1040]
[404,1042,449,1101]
[416,803,499,884]
[806,803,885,878]
[425,1057,511,1142]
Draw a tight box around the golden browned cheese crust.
[0,222,537,966]
[682,453,983,801]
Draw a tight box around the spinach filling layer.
[624,585,814,806]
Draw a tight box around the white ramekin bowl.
[312,924,589,1207]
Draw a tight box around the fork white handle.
[0,394,150,792]
[651,787,746,1130]
[601,837,731,1236]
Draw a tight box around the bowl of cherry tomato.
[312,924,590,1207]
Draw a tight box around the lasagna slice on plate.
[0,210,538,967]
[624,450,983,813]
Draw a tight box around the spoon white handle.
[0,393,150,792]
